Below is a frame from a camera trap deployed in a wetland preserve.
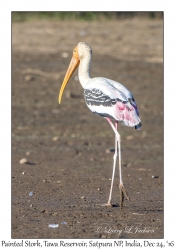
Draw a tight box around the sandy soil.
[12,18,163,239]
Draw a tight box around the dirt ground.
[12,18,163,239]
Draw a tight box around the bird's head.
[58,42,92,104]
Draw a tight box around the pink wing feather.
[114,100,141,129]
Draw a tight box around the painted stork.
[58,42,142,209]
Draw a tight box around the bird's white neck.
[78,54,91,89]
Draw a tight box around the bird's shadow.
[26,161,37,165]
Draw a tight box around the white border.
[0,0,174,248]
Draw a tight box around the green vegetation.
[12,12,163,23]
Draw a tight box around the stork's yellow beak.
[58,46,80,104]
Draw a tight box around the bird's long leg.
[116,122,129,209]
[104,118,120,206]
[115,122,122,184]
[105,120,118,206]
[105,118,129,209]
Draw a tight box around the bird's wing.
[84,77,141,122]
[84,77,133,103]
[106,77,140,116]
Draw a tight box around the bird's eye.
[74,50,76,52]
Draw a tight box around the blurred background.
[12,12,163,239]
[12,11,163,22]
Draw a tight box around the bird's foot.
[101,202,112,207]
[101,202,119,207]
[119,183,129,210]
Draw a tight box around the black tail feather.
[135,122,142,130]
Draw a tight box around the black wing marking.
[84,88,112,106]
[84,88,134,107]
